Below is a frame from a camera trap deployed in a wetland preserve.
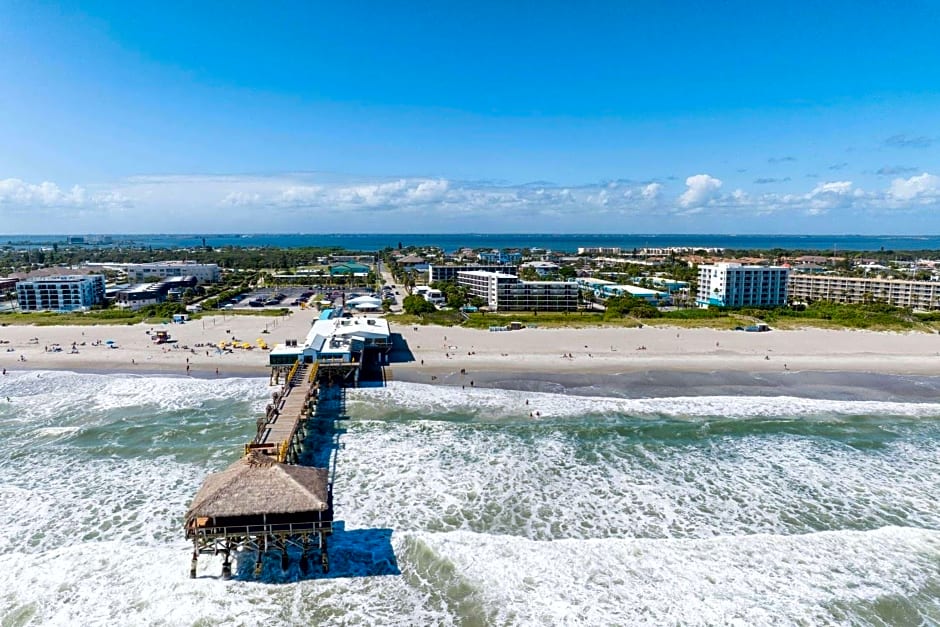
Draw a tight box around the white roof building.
[269,316,392,367]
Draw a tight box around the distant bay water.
[5,233,940,252]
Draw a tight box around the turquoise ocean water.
[1,371,939,626]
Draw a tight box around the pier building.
[268,313,391,383]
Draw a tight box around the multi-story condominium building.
[85,261,220,283]
[457,271,578,312]
[477,250,522,265]
[428,264,518,283]
[16,275,106,312]
[577,247,623,255]
[788,274,940,309]
[696,263,789,308]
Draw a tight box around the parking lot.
[226,285,397,311]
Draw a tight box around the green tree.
[403,294,436,315]
[603,294,661,320]
[519,266,539,281]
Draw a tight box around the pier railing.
[286,360,301,385]
[186,515,334,540]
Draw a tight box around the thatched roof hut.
[185,452,329,527]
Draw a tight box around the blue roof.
[318,309,333,320]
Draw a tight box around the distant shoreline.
[6,232,940,252]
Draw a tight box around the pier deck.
[254,362,315,460]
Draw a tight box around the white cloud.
[408,179,449,202]
[5,170,940,233]
[810,181,853,196]
[888,172,940,201]
[641,182,662,200]
[0,178,86,206]
[678,174,722,207]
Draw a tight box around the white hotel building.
[84,261,221,284]
[696,263,789,308]
[457,271,579,312]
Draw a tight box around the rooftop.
[458,270,518,279]
[185,452,329,522]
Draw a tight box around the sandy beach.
[394,324,940,377]
[2,313,940,379]
[0,312,314,377]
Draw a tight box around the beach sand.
[0,312,314,377]
[2,315,940,379]
[394,324,940,378]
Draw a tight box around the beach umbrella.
[105,339,115,344]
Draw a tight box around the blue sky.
[1,1,939,234]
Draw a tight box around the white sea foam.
[3,527,934,626]
[405,526,940,626]
[0,453,208,555]
[0,370,270,424]
[1,372,939,625]
[0,540,460,627]
[349,380,940,419]
[333,414,940,541]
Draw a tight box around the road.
[375,259,403,313]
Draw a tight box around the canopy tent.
[346,295,382,306]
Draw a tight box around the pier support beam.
[300,535,310,575]
[221,551,232,580]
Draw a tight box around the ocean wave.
[333,417,940,541]
[0,370,270,423]
[349,381,940,420]
[1,527,937,626]
[403,525,940,626]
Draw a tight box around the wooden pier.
[184,358,348,579]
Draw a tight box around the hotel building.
[85,261,220,283]
[457,270,579,312]
[15,275,106,312]
[788,274,940,309]
[428,264,519,283]
[696,263,789,308]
